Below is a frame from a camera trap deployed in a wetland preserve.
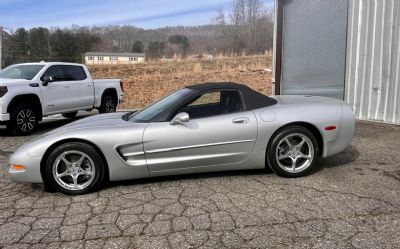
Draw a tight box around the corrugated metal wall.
[345,0,400,124]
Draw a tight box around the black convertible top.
[186,82,277,110]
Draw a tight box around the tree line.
[2,0,273,66]
[9,27,101,64]
[4,27,196,65]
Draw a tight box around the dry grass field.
[89,54,273,109]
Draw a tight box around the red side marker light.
[325,126,336,131]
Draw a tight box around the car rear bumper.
[322,104,355,158]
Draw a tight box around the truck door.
[40,65,74,114]
[62,65,94,109]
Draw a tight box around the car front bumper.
[0,113,10,121]
[8,147,43,183]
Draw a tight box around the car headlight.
[0,86,8,98]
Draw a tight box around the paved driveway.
[0,115,399,249]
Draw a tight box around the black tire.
[7,103,38,135]
[267,126,319,178]
[44,142,106,195]
[62,111,78,119]
[99,95,117,114]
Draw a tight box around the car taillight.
[0,86,7,98]
[120,81,124,92]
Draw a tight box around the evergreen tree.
[168,35,189,57]
[131,40,144,53]
[12,28,30,63]
[73,32,101,62]
[48,29,100,62]
[29,27,50,61]
[50,29,77,62]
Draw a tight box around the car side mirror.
[42,75,54,86]
[170,112,190,126]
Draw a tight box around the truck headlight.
[0,86,7,98]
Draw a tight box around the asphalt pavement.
[0,112,399,248]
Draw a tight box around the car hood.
[0,78,31,86]
[20,111,147,157]
[272,95,343,105]
[46,112,130,135]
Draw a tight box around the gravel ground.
[0,113,399,249]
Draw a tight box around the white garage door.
[280,0,349,99]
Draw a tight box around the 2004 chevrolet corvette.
[9,83,355,195]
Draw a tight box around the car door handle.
[64,84,70,88]
[232,117,250,124]
[85,84,92,86]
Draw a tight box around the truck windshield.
[0,65,44,80]
[130,88,194,122]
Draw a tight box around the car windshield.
[0,65,44,80]
[130,88,194,122]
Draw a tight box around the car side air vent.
[116,144,146,166]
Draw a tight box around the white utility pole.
[0,26,3,69]
[0,26,9,69]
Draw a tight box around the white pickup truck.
[0,62,124,135]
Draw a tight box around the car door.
[40,65,74,114]
[62,65,94,109]
[143,90,258,175]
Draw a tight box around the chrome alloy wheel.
[16,109,36,132]
[52,150,96,191]
[275,133,315,173]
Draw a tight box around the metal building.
[273,0,400,125]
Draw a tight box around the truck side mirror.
[42,75,54,86]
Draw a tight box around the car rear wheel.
[44,142,106,195]
[267,126,319,177]
[62,111,78,119]
[99,95,117,113]
[7,104,38,135]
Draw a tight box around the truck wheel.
[7,104,38,135]
[99,95,116,113]
[62,111,78,119]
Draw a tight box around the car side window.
[189,92,221,106]
[178,90,244,119]
[63,65,87,81]
[42,65,65,81]
[42,65,87,82]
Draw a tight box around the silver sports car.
[9,83,355,195]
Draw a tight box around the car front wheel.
[8,104,38,135]
[44,142,106,195]
[267,126,319,177]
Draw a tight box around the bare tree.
[213,7,226,26]
[215,0,273,55]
